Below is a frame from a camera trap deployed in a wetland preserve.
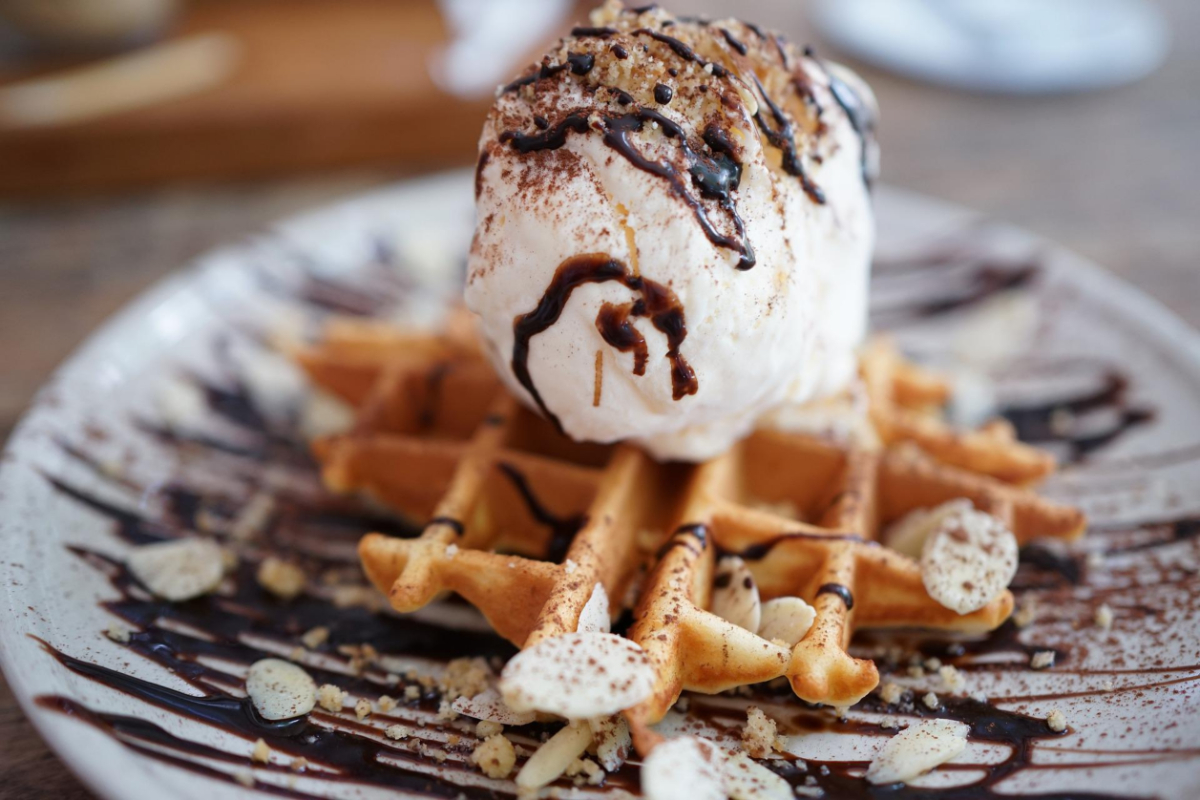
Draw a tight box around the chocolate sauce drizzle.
[500,105,755,270]
[750,75,825,204]
[511,253,696,431]
[816,582,855,610]
[826,67,877,187]
[999,368,1155,463]
[497,462,588,563]
[719,27,748,55]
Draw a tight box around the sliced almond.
[127,538,225,601]
[245,659,317,721]
[500,633,655,719]
[451,687,535,726]
[711,556,761,632]
[757,597,815,646]
[921,508,1018,614]
[589,714,631,771]
[866,719,969,785]
[641,736,726,800]
[886,498,975,557]
[515,719,592,790]
[577,582,610,633]
[725,752,792,800]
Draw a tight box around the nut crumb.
[386,724,411,740]
[1013,603,1036,628]
[256,557,307,600]
[404,685,421,701]
[234,770,254,788]
[1046,709,1067,732]
[300,626,329,649]
[1094,604,1113,630]
[290,757,308,772]
[922,692,939,709]
[441,658,491,702]
[355,698,371,720]
[939,665,965,693]
[377,695,397,712]
[879,681,904,705]
[742,706,783,757]
[471,734,516,779]
[251,738,270,764]
[317,683,346,712]
[105,623,131,643]
[566,757,605,785]
[477,719,504,738]
[437,699,459,721]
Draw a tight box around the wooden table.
[1,1,1198,795]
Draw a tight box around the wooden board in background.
[0,0,578,195]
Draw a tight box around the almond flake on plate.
[920,506,1018,614]
[500,632,654,718]
[725,752,792,800]
[451,686,536,726]
[866,719,969,785]
[246,659,317,721]
[126,537,225,602]
[515,720,592,790]
[641,736,726,800]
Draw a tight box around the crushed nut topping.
[256,557,307,600]
[316,683,347,713]
[742,706,784,758]
[471,734,517,779]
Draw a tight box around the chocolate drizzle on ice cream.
[511,253,696,432]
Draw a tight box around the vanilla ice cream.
[466,0,877,461]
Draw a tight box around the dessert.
[298,315,1084,777]
[20,3,1112,797]
[288,3,1090,789]
[468,0,877,461]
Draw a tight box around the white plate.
[3,171,1199,799]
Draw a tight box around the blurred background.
[0,1,1196,793]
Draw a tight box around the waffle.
[861,337,1056,485]
[295,315,1085,754]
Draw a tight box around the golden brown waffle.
[295,316,1085,754]
[861,337,1056,485]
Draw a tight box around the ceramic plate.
[3,172,1199,800]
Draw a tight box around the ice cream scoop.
[466,0,877,461]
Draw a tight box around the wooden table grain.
[1,1,1197,796]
